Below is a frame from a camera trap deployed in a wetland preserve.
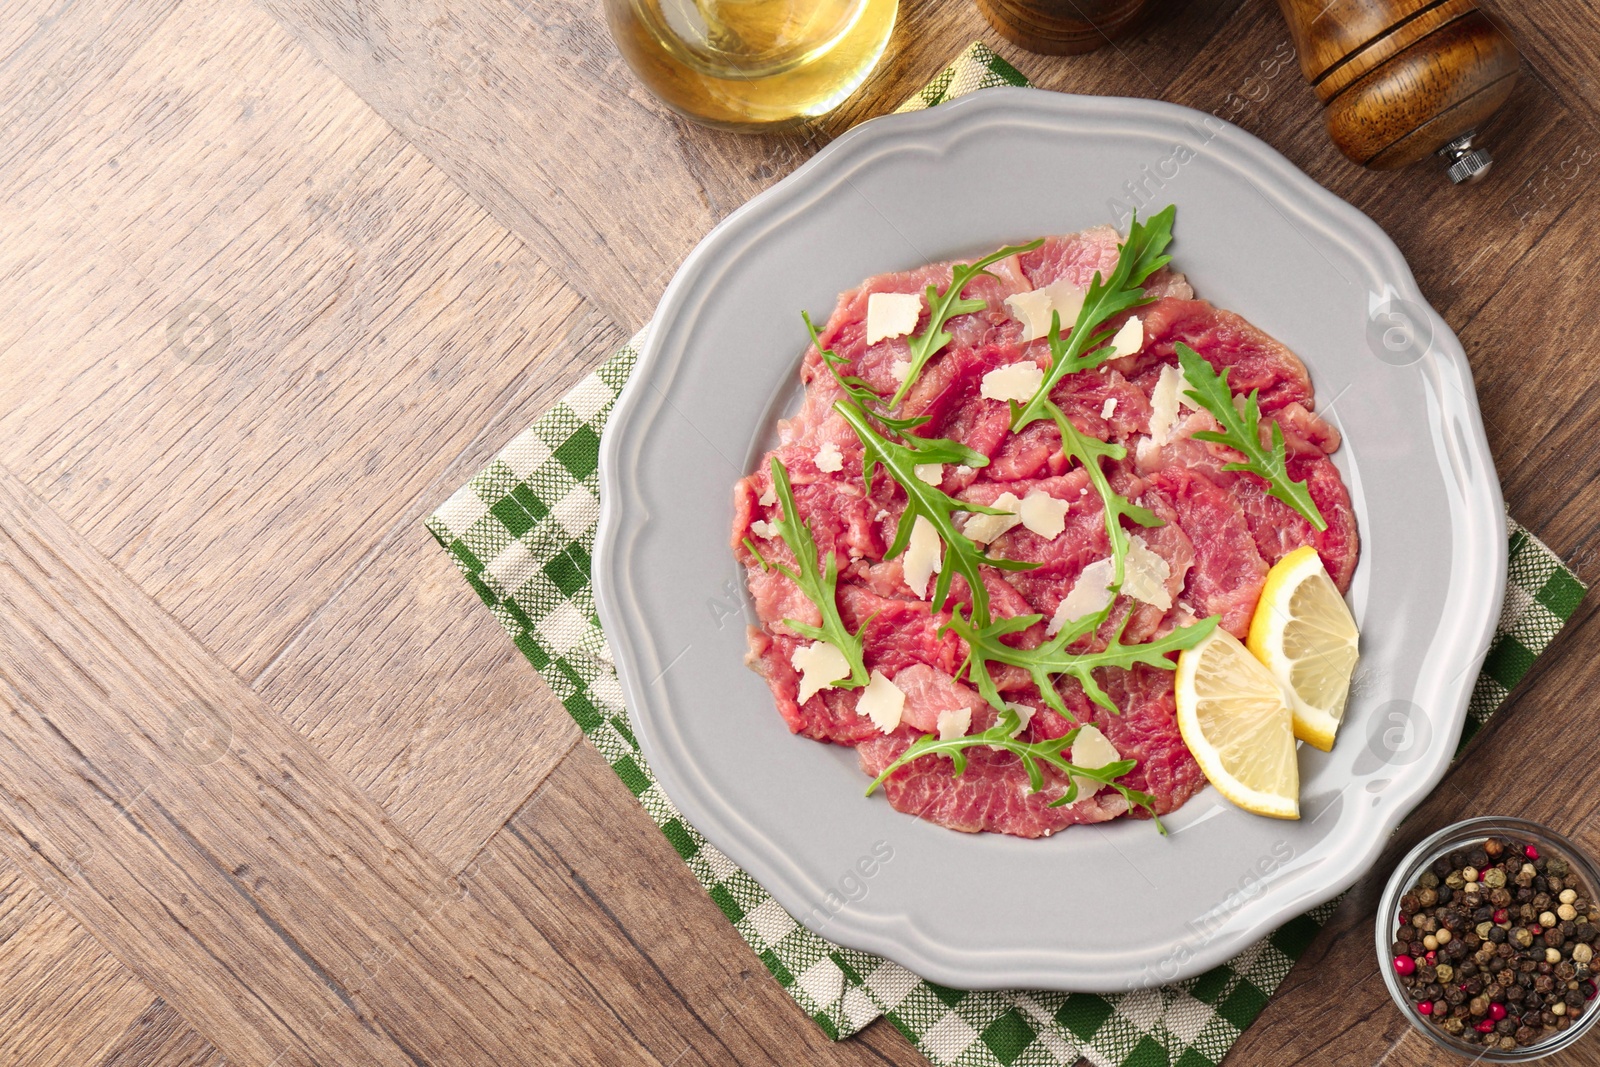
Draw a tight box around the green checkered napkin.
[428,43,1586,1067]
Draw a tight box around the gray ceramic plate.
[593,88,1506,992]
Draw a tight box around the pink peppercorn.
[1418,1001,1433,1015]
[1394,955,1416,976]
[1490,1003,1507,1021]
[1426,950,1437,963]
[1492,908,1509,924]
[1525,844,1540,860]
[1476,1018,1497,1033]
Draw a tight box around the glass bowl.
[1376,816,1600,1061]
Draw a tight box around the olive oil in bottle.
[606,0,897,131]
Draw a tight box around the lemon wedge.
[1176,628,1300,819]
[1246,546,1360,752]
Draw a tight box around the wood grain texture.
[252,0,727,331]
[0,0,595,873]
[0,4,575,680]
[94,1001,228,1067]
[1481,0,1600,134]
[247,287,627,872]
[0,867,157,1067]
[0,466,659,1066]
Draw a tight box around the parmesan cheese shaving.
[856,670,904,733]
[1019,490,1069,539]
[890,359,910,384]
[865,292,922,345]
[1108,316,1144,359]
[814,441,843,473]
[1071,724,1120,769]
[1003,279,1086,342]
[979,361,1044,404]
[1069,724,1121,794]
[1122,534,1173,610]
[1101,397,1117,420]
[1147,363,1195,446]
[1005,701,1034,737]
[961,492,1022,545]
[758,485,776,507]
[1047,557,1115,635]
[986,701,1035,752]
[750,519,778,540]
[792,641,851,705]
[936,706,971,741]
[913,463,943,486]
[903,514,942,598]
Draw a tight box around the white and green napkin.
[428,43,1586,1067]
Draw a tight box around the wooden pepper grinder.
[1273,0,1521,182]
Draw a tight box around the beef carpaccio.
[730,223,1359,837]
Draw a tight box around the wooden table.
[1,0,1597,1062]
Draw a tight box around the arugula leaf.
[1044,402,1162,589]
[834,399,1036,627]
[803,311,930,437]
[1175,342,1327,531]
[747,457,871,689]
[948,607,1218,717]
[863,707,1167,829]
[887,239,1045,409]
[1011,206,1176,431]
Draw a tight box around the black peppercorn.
[1393,837,1599,1052]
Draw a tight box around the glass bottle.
[605,0,898,131]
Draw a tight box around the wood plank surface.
[2,0,1599,1062]
[94,1001,228,1067]
[0,867,157,1067]
[0,0,591,872]
[0,465,721,1065]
